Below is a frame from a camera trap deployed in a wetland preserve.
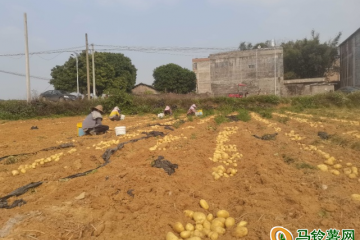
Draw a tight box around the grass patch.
[173,120,185,129]
[296,162,316,170]
[276,116,290,124]
[237,109,251,122]
[214,115,228,125]
[282,155,296,164]
[187,115,194,122]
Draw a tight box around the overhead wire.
[0,69,50,81]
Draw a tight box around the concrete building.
[193,47,284,96]
[132,83,159,95]
[339,28,360,87]
[281,78,335,96]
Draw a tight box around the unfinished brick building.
[193,48,284,96]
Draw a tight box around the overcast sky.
[0,0,359,99]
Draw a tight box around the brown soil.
[0,111,359,240]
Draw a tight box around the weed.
[191,133,197,139]
[276,117,290,124]
[206,125,217,131]
[173,120,185,129]
[330,134,349,147]
[237,109,251,122]
[296,162,315,170]
[187,115,194,122]
[282,155,295,164]
[4,156,19,165]
[214,115,228,125]
[318,209,329,218]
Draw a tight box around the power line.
[0,69,50,81]
[0,46,85,57]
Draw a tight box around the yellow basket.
[77,122,82,128]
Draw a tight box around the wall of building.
[282,83,334,96]
[193,58,212,94]
[132,85,158,95]
[340,29,360,87]
[208,48,284,96]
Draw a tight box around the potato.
[202,228,211,235]
[195,224,203,231]
[225,217,235,228]
[193,212,206,224]
[237,221,248,227]
[348,174,357,179]
[351,194,360,201]
[166,232,179,240]
[193,230,204,238]
[187,237,201,240]
[199,199,209,210]
[209,232,219,240]
[211,219,224,229]
[11,170,19,176]
[207,214,214,221]
[352,167,358,175]
[216,210,229,218]
[20,168,26,174]
[232,226,248,238]
[317,164,328,172]
[184,210,194,218]
[330,170,340,176]
[333,164,342,169]
[344,168,352,175]
[185,223,195,231]
[172,222,185,233]
[203,220,211,230]
[212,226,226,235]
[180,231,191,239]
[214,217,226,224]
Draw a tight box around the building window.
[193,63,197,70]
[248,64,255,69]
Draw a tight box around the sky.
[0,0,359,100]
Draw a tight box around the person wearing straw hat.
[163,105,172,116]
[109,106,121,121]
[82,105,109,135]
[187,104,197,115]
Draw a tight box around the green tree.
[152,63,196,93]
[50,51,137,95]
[282,30,341,79]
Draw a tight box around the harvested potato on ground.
[193,230,205,238]
[20,168,26,174]
[211,219,224,228]
[180,231,191,239]
[232,226,248,238]
[317,164,328,172]
[344,168,352,175]
[330,170,340,176]
[348,174,357,179]
[200,199,209,210]
[193,212,206,224]
[172,222,185,233]
[184,210,194,218]
[212,226,226,235]
[166,232,179,240]
[207,214,214,221]
[11,170,19,176]
[225,217,235,228]
[185,223,195,231]
[208,231,219,240]
[203,220,211,230]
[333,164,342,169]
[216,210,229,218]
[237,221,248,227]
[195,224,203,231]
[351,194,360,201]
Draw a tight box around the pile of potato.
[318,160,358,179]
[68,148,77,154]
[273,113,324,128]
[197,116,215,125]
[93,140,120,150]
[286,111,359,126]
[166,200,248,240]
[343,130,360,139]
[149,134,187,151]
[251,113,281,132]
[182,126,195,129]
[208,127,241,179]
[286,130,305,141]
[11,152,64,176]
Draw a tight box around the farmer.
[109,106,121,121]
[164,106,172,115]
[82,105,109,135]
[187,104,197,115]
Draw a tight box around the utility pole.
[24,13,31,103]
[91,44,96,98]
[85,33,90,100]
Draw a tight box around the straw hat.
[92,105,104,113]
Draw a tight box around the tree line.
[50,30,341,94]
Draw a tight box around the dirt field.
[0,109,359,240]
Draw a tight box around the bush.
[237,109,251,122]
